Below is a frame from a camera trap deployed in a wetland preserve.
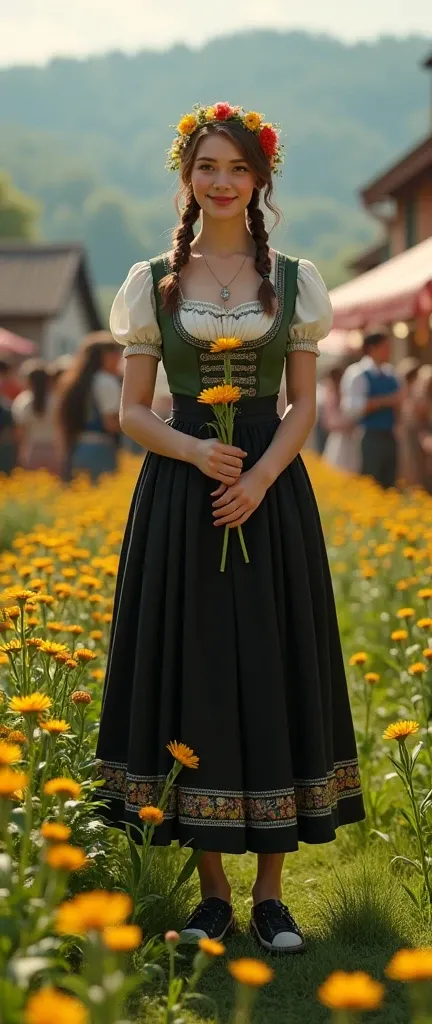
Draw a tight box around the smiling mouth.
[208,195,236,205]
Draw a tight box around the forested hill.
[0,31,430,288]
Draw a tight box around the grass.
[136,834,429,1023]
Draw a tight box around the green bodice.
[150,253,298,398]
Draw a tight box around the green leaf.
[400,881,421,909]
[171,849,203,894]
[390,855,422,874]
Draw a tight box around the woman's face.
[191,133,257,220]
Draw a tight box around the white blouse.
[109,253,333,360]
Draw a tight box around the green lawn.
[137,830,429,1023]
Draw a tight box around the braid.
[159,187,201,311]
[247,189,277,316]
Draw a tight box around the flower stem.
[220,527,230,573]
[237,526,249,564]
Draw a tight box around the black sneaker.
[180,897,234,942]
[250,899,306,954]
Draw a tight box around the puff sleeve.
[287,259,333,357]
[109,261,162,360]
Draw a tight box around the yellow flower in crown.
[205,106,216,120]
[178,113,198,136]
[244,111,262,131]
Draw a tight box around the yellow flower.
[39,641,70,658]
[1,586,38,604]
[74,648,97,662]
[386,947,432,981]
[55,890,132,935]
[138,805,164,825]
[24,987,88,1024]
[27,637,44,650]
[228,958,274,987]
[391,629,408,641]
[65,659,78,671]
[361,565,376,579]
[46,843,88,872]
[408,662,426,676]
[91,668,104,681]
[178,113,198,136]
[9,692,52,715]
[197,384,242,406]
[103,924,142,951]
[0,769,29,798]
[89,630,103,641]
[403,547,417,560]
[244,111,262,131]
[8,730,26,744]
[210,337,243,353]
[349,652,368,666]
[198,937,226,956]
[41,821,72,842]
[166,740,199,770]
[41,718,71,735]
[44,777,82,799]
[71,691,92,705]
[397,607,415,618]
[3,605,20,619]
[364,672,380,684]
[0,741,22,766]
[383,720,420,741]
[205,106,216,120]
[417,618,432,629]
[418,588,432,600]
[423,648,432,660]
[0,639,22,654]
[317,971,384,1011]
[47,622,67,634]
[0,724,10,737]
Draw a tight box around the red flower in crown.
[214,102,233,121]
[259,124,278,159]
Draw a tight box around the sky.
[1,0,431,67]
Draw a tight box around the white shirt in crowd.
[11,389,58,444]
[91,371,122,418]
[340,355,397,421]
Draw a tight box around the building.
[0,242,103,360]
[326,52,432,362]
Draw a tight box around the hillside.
[0,30,430,287]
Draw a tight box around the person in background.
[414,365,432,493]
[340,331,400,489]
[396,357,422,487]
[58,331,121,483]
[11,359,61,472]
[49,354,74,392]
[0,357,23,402]
[322,365,360,473]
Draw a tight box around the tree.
[0,172,40,239]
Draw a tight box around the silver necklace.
[197,249,249,303]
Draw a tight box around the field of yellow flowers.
[1,454,432,1024]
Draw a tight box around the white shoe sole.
[250,918,306,955]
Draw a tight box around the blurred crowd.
[2,327,432,493]
[314,331,432,491]
[0,332,169,483]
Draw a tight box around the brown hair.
[159,121,280,316]
[58,331,118,444]
[21,358,51,416]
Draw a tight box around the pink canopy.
[0,328,37,355]
[330,236,432,330]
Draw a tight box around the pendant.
[220,287,230,301]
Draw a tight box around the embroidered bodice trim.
[164,252,286,351]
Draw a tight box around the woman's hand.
[211,468,268,527]
[192,438,247,486]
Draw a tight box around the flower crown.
[167,102,284,175]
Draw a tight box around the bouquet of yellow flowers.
[198,338,250,573]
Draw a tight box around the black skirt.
[96,395,364,854]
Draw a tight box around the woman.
[97,103,364,953]
[11,359,60,472]
[322,365,360,473]
[58,332,121,483]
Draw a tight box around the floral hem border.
[99,758,362,828]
